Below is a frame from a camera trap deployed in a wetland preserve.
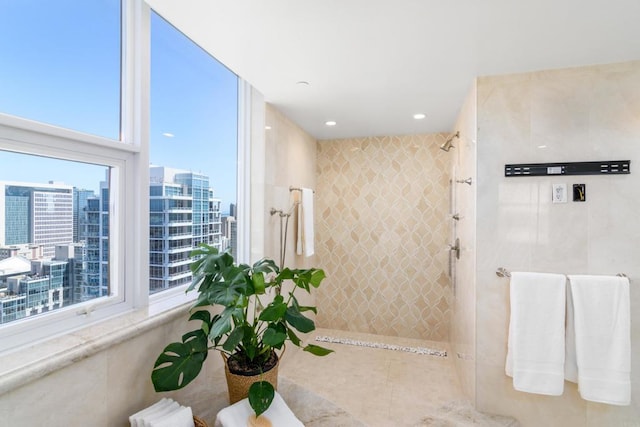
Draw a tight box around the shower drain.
[315,335,447,357]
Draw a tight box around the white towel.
[214,392,304,427]
[150,406,194,427]
[505,272,566,396]
[130,399,171,427]
[564,282,578,383]
[566,275,631,406]
[296,188,315,257]
[142,401,181,427]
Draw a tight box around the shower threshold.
[315,335,447,358]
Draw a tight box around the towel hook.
[496,267,511,277]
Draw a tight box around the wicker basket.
[222,348,284,404]
[193,415,208,427]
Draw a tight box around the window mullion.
[121,0,150,308]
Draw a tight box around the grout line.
[315,335,447,357]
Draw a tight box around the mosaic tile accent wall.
[316,134,452,341]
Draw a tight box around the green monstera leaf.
[151,329,209,392]
[248,380,275,417]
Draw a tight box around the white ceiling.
[146,0,640,140]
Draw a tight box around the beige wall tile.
[476,60,640,426]
[316,134,452,341]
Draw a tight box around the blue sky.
[0,1,238,211]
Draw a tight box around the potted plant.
[151,243,333,417]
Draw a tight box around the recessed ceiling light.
[325,121,337,126]
[537,144,547,149]
[162,132,174,138]
[265,125,272,130]
[413,113,426,120]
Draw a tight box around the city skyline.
[0,153,236,215]
[0,165,235,324]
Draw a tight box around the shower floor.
[281,328,519,427]
[281,328,460,426]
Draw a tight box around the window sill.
[0,300,191,396]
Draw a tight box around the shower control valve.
[448,238,461,260]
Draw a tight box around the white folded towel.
[150,405,194,427]
[215,392,304,427]
[296,188,315,257]
[566,275,631,406]
[130,399,194,427]
[142,401,181,427]
[505,272,566,396]
[130,399,171,427]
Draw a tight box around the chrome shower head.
[440,131,460,152]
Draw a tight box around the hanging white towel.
[505,272,566,396]
[566,275,631,406]
[295,188,315,257]
[564,282,578,383]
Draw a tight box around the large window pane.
[0,0,121,140]
[0,150,111,325]
[149,12,238,294]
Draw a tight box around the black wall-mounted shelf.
[505,160,630,177]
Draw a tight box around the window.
[0,0,121,140]
[0,0,245,353]
[0,152,112,326]
[149,11,238,294]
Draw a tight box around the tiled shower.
[315,134,452,341]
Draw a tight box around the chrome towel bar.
[496,267,628,279]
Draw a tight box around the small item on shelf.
[215,392,303,427]
[247,414,272,427]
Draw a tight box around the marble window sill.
[0,301,190,396]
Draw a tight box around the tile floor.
[280,328,467,426]
[204,328,519,426]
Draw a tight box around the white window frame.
[0,116,138,350]
[0,0,248,354]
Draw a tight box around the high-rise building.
[0,256,31,324]
[0,243,44,261]
[55,243,87,305]
[73,188,96,243]
[0,257,66,324]
[0,243,87,324]
[0,181,73,258]
[221,213,237,260]
[84,181,109,299]
[149,166,222,293]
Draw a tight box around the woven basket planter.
[193,415,208,427]
[222,349,282,404]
